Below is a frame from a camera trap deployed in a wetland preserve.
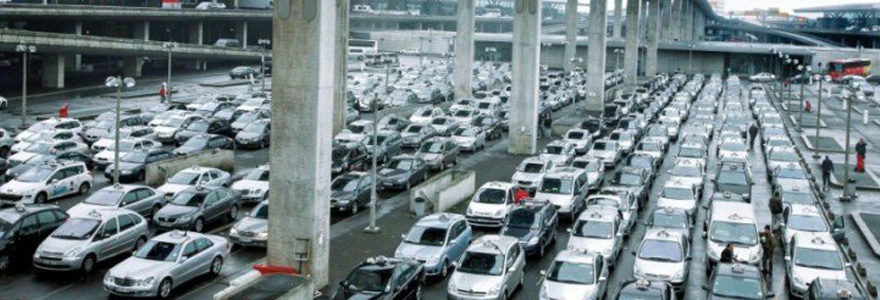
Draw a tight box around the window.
[135,188,155,201]
[20,215,38,234]
[118,215,136,231]
[194,238,214,252]
[396,264,415,288]
[101,218,118,237]
[128,214,143,225]
[53,210,68,222]
[215,189,228,200]
[62,166,81,178]
[36,211,59,230]
[50,170,65,181]
[506,247,519,269]
[181,242,198,258]
[121,192,139,206]
[204,192,219,205]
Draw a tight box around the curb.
[851,211,880,257]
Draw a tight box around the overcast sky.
[722,0,869,13]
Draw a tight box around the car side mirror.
[539,270,546,276]
[566,228,572,233]
[784,256,791,262]
[598,276,607,282]
[48,178,57,184]
[616,232,623,238]
[450,261,458,269]
[179,256,189,264]
[507,266,516,273]
[400,234,406,240]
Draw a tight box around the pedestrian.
[58,102,69,118]
[805,100,812,113]
[748,123,759,150]
[158,83,167,103]
[719,243,735,264]
[759,225,775,275]
[542,111,553,139]
[769,191,783,227]
[856,138,867,173]
[514,188,529,204]
[821,155,834,191]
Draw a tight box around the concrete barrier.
[213,271,312,300]
[145,149,235,187]
[409,169,475,217]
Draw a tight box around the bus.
[349,39,378,55]
[828,58,871,80]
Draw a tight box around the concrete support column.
[585,0,608,116]
[684,0,693,41]
[333,0,350,136]
[134,21,150,41]
[623,0,640,85]
[453,0,475,100]
[237,22,249,48]
[694,10,705,41]
[124,57,144,77]
[75,21,82,71]
[613,0,622,39]
[41,54,65,89]
[564,0,578,73]
[189,22,206,70]
[645,0,659,76]
[508,0,541,155]
[268,0,334,290]
[639,0,647,42]
[672,0,683,41]
[660,0,671,40]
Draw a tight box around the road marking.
[34,283,76,300]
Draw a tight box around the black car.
[55,151,95,170]
[175,119,234,145]
[377,155,428,191]
[713,162,753,202]
[500,200,557,257]
[579,118,606,138]
[173,134,235,156]
[704,263,774,299]
[330,172,373,215]
[472,114,503,140]
[234,119,271,149]
[0,204,69,272]
[229,66,260,80]
[616,279,677,300]
[610,167,651,205]
[332,144,369,177]
[334,256,424,300]
[0,159,7,177]
[104,149,175,183]
[806,278,867,300]
[603,105,621,126]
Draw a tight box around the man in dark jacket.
[720,243,735,264]
[856,138,867,172]
[769,191,783,227]
[748,123,759,150]
[759,225,775,276]
[821,156,834,191]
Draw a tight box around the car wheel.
[0,146,9,158]
[138,170,146,181]
[34,192,47,204]
[134,236,147,251]
[210,256,223,276]
[351,203,359,215]
[0,254,10,272]
[228,205,239,221]
[81,254,96,274]
[78,183,91,195]
[193,218,205,232]
[440,260,449,278]
[158,278,173,299]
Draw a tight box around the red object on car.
[253,264,299,276]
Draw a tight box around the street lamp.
[569,57,583,76]
[105,76,136,185]
[16,44,36,129]
[812,72,827,159]
[688,44,696,75]
[841,83,856,201]
[796,65,811,132]
[258,39,271,91]
[163,42,178,103]
[484,47,497,64]
[613,49,624,71]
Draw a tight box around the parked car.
[152,185,241,232]
[156,167,231,198]
[231,165,269,203]
[173,134,234,156]
[175,118,233,145]
[228,200,268,248]
[67,184,166,218]
[415,137,460,171]
[446,235,524,300]
[394,213,471,278]
[0,204,69,272]
[0,160,92,205]
[234,119,271,149]
[329,172,373,215]
[500,199,557,257]
[104,149,174,183]
[377,155,428,191]
[539,250,609,300]
[334,256,424,300]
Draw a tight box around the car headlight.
[139,276,155,287]
[65,247,82,258]
[104,273,112,283]
[178,215,193,222]
[447,280,456,291]
[488,285,502,296]
[229,227,239,236]
[671,268,685,281]
[633,264,644,277]
[528,236,540,245]
[257,232,268,240]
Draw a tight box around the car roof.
[545,166,584,178]
[710,201,756,223]
[576,207,618,222]
[415,213,466,228]
[663,179,693,189]
[787,204,822,217]
[794,232,838,251]
[480,181,514,190]
[153,230,208,244]
[0,204,62,221]
[553,249,598,265]
[182,166,218,174]
[643,228,683,243]
[715,263,762,279]
[468,235,518,255]
[100,184,151,193]
[620,279,668,296]
[73,207,138,221]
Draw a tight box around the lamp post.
[613,49,624,71]
[569,57,583,76]
[105,76,136,185]
[16,44,36,129]
[541,42,552,67]
[484,47,497,65]
[688,44,696,75]
[769,48,777,77]
[163,42,177,103]
[813,72,826,159]
[796,64,810,132]
[258,39,271,91]
[841,84,855,201]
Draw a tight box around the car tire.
[228,205,239,221]
[78,183,91,195]
[151,205,162,218]
[158,278,173,299]
[210,256,223,276]
[0,146,8,158]
[34,192,47,204]
[193,218,205,232]
[138,170,146,181]
[440,260,449,278]
[81,254,96,274]
[351,203,359,215]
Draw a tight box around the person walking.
[748,123,759,150]
[514,188,529,204]
[542,111,553,139]
[821,156,834,191]
[769,191,783,227]
[720,243,735,264]
[759,225,775,276]
[856,138,867,173]
[158,83,168,104]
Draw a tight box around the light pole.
[796,64,810,132]
[688,44,695,75]
[614,49,623,71]
[105,76,136,185]
[484,47,497,65]
[841,84,855,202]
[569,57,583,76]
[541,42,552,67]
[163,42,177,103]
[258,39,271,91]
[16,44,36,129]
[813,72,826,159]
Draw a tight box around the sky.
[722,0,871,14]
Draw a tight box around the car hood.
[400,132,420,139]
[7,164,34,178]
[38,237,90,255]
[109,257,174,280]
[1,181,43,196]
[451,136,475,144]
[153,126,178,135]
[793,267,848,286]
[539,153,567,163]
[157,183,191,196]
[394,243,443,261]
[232,180,268,191]
[467,202,506,217]
[331,190,357,201]
[417,153,441,162]
[234,216,267,234]
[177,130,201,139]
[534,192,574,207]
[94,150,119,161]
[85,128,109,138]
[568,236,613,256]
[9,152,39,164]
[157,204,200,218]
[449,272,503,295]
[635,258,684,280]
[236,131,262,140]
[378,168,408,178]
[543,281,598,300]
[500,227,535,241]
[14,130,36,142]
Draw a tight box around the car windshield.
[50,218,100,240]
[639,239,683,262]
[345,267,392,292]
[404,226,447,246]
[455,128,478,137]
[592,142,608,151]
[246,169,269,181]
[187,121,210,131]
[458,252,504,276]
[332,177,360,192]
[474,188,506,204]
[25,142,53,155]
[419,142,443,154]
[652,212,688,229]
[788,215,828,232]
[518,162,544,173]
[17,167,54,183]
[572,220,613,239]
[183,135,210,148]
[712,274,763,299]
[619,173,642,186]
[770,151,798,162]
[547,261,594,285]
[671,165,701,177]
[235,113,259,123]
[243,123,266,133]
[170,192,205,207]
[388,159,414,170]
[782,191,814,205]
[544,145,564,155]
[431,118,448,125]
[718,171,748,186]
[506,209,539,229]
[777,168,807,179]
[406,126,423,133]
[454,110,471,117]
[0,217,14,238]
[250,203,268,219]
[710,221,758,245]
[679,147,703,158]
[106,141,135,151]
[639,142,662,151]
[629,157,653,169]
[566,131,585,140]
[540,178,574,194]
[721,142,746,151]
[83,189,124,206]
[168,171,201,185]
[134,240,181,262]
[662,187,693,200]
[795,248,843,270]
[121,151,148,163]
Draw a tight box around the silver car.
[539,250,609,300]
[228,200,268,248]
[567,207,624,266]
[67,185,166,218]
[632,228,691,292]
[103,231,229,298]
[447,235,525,300]
[33,208,150,273]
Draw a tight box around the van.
[703,201,761,274]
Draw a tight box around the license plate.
[239,237,251,243]
[42,259,62,265]
[113,287,131,293]
[159,222,172,227]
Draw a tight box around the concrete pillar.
[134,21,149,41]
[639,0,647,42]
[684,0,693,41]
[585,0,608,116]
[240,22,249,48]
[75,21,82,71]
[613,0,622,39]
[189,22,206,70]
[660,0,671,40]
[623,0,640,85]
[694,10,705,41]
[672,0,683,41]
[453,0,475,100]
[333,0,349,136]
[508,0,541,155]
[564,0,578,73]
[41,54,65,89]
[124,57,144,77]
[268,0,334,290]
[645,0,659,76]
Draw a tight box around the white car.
[156,167,231,198]
[465,181,517,228]
[236,98,270,113]
[14,118,83,143]
[91,126,157,152]
[668,158,705,193]
[451,108,478,125]
[749,72,775,82]
[567,207,624,266]
[511,156,554,191]
[534,167,588,219]
[540,140,576,167]
[449,99,475,112]
[92,139,161,168]
[231,164,269,203]
[586,139,621,167]
[195,1,226,9]
[632,229,690,292]
[717,138,748,160]
[572,157,605,190]
[539,250,609,300]
[154,114,202,143]
[564,129,593,154]
[784,233,849,297]
[657,180,699,215]
[608,129,635,154]
[766,146,800,171]
[11,130,81,155]
[8,140,90,167]
[409,106,445,124]
[0,161,92,205]
[449,126,486,152]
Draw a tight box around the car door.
[35,210,62,243]
[543,206,558,246]
[95,217,119,261]
[115,214,139,256]
[202,191,222,222]
[193,238,216,275]
[47,168,69,199]
[14,214,41,257]
[135,188,160,216]
[177,241,201,282]
[450,221,470,260]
